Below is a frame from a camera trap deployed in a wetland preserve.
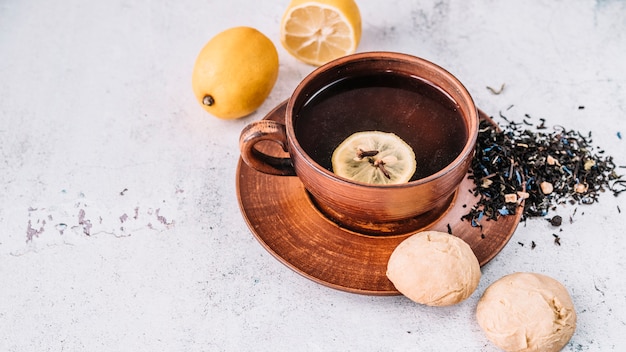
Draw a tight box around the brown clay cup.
[239,52,479,235]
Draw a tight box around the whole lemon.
[192,27,279,119]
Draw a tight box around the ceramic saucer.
[236,101,522,295]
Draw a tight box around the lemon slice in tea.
[331,131,417,185]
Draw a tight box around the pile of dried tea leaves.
[463,110,625,228]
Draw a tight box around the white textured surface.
[1,0,625,351]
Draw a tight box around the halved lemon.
[280,0,361,66]
[331,131,417,185]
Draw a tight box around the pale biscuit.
[386,231,481,306]
[476,272,576,352]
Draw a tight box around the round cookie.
[386,231,481,306]
[476,272,577,352]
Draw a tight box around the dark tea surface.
[295,72,468,181]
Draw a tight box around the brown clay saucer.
[236,101,522,295]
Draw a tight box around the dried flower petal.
[481,178,493,188]
[584,159,595,171]
[574,183,588,193]
[540,181,554,195]
[546,155,560,166]
[504,194,518,203]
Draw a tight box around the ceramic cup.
[239,52,479,235]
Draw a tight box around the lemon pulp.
[280,0,361,66]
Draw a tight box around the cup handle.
[239,120,296,176]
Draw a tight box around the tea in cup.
[240,52,478,235]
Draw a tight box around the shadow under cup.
[286,53,479,236]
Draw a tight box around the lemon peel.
[191,26,279,119]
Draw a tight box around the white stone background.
[1,0,625,351]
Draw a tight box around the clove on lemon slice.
[331,131,417,185]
